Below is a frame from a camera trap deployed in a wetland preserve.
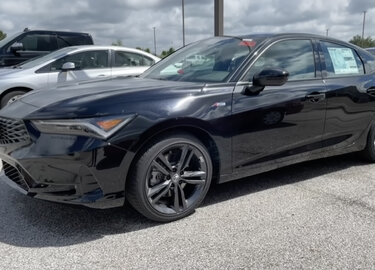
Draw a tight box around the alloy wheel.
[145,143,208,215]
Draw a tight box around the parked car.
[0,45,160,107]
[0,28,94,67]
[366,47,375,56]
[1,33,375,222]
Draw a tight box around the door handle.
[306,93,326,103]
[97,74,107,77]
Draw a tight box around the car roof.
[238,33,346,43]
[233,32,365,52]
[24,29,91,35]
[17,45,160,70]
[63,45,161,60]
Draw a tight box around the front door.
[5,33,58,66]
[47,50,111,88]
[231,39,327,171]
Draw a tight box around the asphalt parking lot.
[0,154,375,270]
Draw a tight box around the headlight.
[31,114,136,139]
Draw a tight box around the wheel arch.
[0,87,33,102]
[125,118,223,186]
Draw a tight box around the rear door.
[318,40,375,150]
[231,38,327,171]
[111,50,155,77]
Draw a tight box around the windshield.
[0,32,21,48]
[19,46,77,69]
[142,37,254,83]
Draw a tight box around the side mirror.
[243,68,289,96]
[10,42,24,54]
[253,68,289,87]
[61,62,76,71]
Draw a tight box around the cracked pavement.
[0,153,375,269]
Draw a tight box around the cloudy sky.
[0,0,374,54]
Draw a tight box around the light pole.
[153,27,156,56]
[362,10,367,47]
[182,0,185,46]
[214,0,224,36]
[326,28,329,37]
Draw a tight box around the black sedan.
[1,33,375,222]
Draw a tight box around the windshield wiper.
[11,64,22,69]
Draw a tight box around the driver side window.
[18,34,57,51]
[245,39,316,82]
[50,50,109,71]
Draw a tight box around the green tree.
[168,47,175,55]
[160,47,175,58]
[0,30,6,41]
[349,35,375,48]
[136,47,151,53]
[160,50,167,58]
[112,39,123,46]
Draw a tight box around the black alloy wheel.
[127,133,212,222]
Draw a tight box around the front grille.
[0,118,29,145]
[2,161,29,191]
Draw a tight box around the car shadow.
[0,153,369,248]
[202,153,368,207]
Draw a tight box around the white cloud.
[0,0,374,53]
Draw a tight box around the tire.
[1,90,28,108]
[126,133,213,222]
[361,123,375,162]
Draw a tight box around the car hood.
[0,67,23,77]
[0,77,204,119]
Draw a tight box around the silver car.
[0,45,160,107]
[367,47,375,56]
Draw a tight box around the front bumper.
[0,152,126,209]
[0,117,135,209]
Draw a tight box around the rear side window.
[114,51,154,67]
[245,39,316,81]
[18,34,57,51]
[321,41,364,77]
